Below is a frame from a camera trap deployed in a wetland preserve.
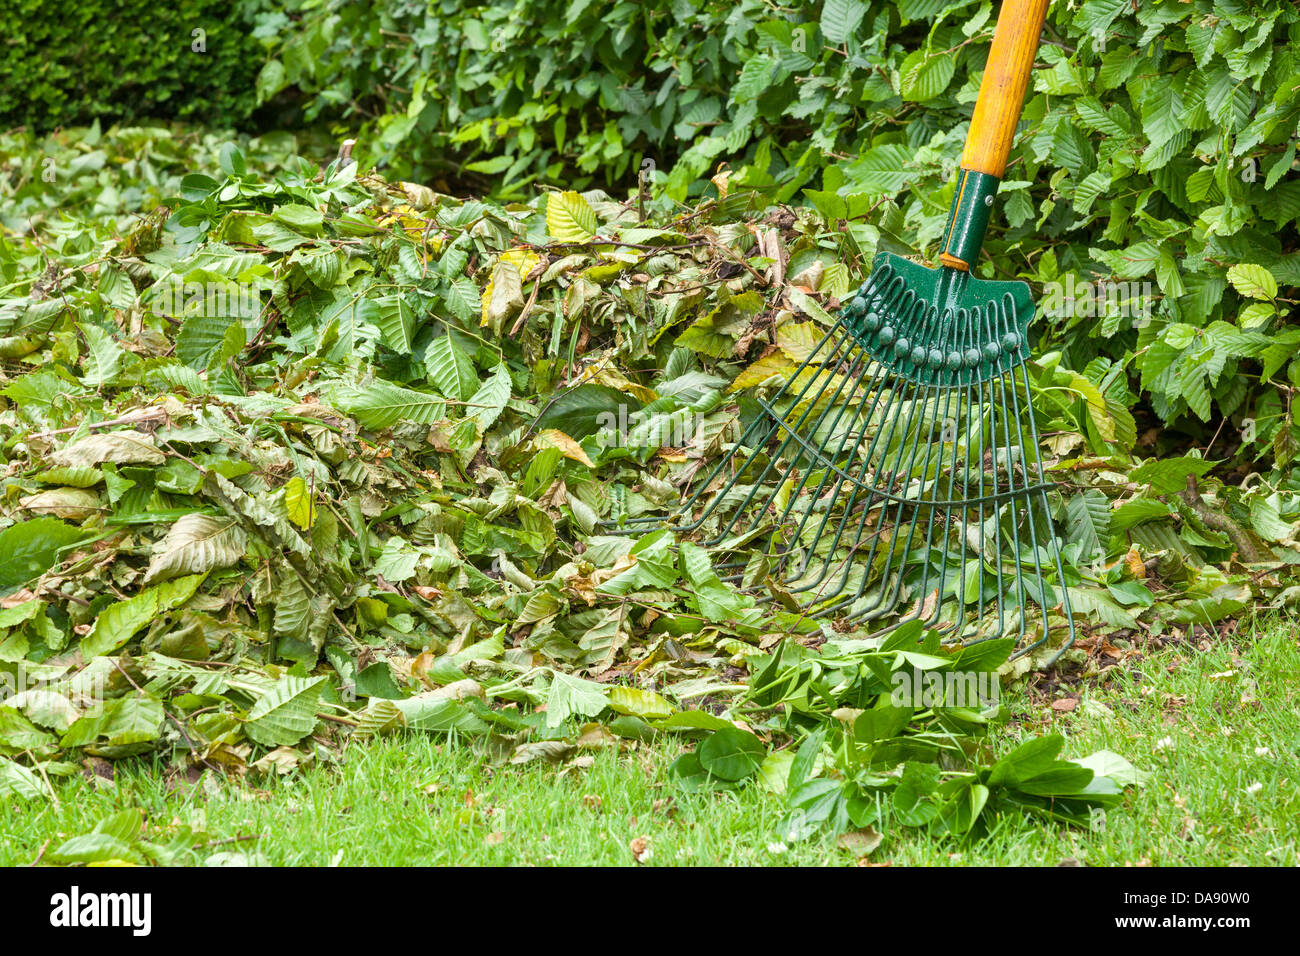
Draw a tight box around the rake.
[617,0,1074,656]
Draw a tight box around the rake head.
[616,252,1075,657]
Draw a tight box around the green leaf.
[49,832,139,865]
[1128,456,1216,494]
[466,362,512,431]
[426,335,479,402]
[606,686,674,719]
[336,380,447,429]
[900,49,955,102]
[1066,490,1111,558]
[1226,263,1277,301]
[820,0,867,44]
[177,314,241,370]
[273,203,325,234]
[79,323,123,386]
[697,727,765,781]
[534,383,637,440]
[544,672,608,728]
[1072,750,1150,788]
[376,296,418,353]
[845,145,917,196]
[245,675,326,746]
[0,518,85,594]
[0,757,53,801]
[50,432,165,468]
[82,574,204,657]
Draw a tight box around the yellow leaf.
[537,429,595,468]
[479,250,540,332]
[606,686,674,719]
[775,321,824,361]
[546,191,599,241]
[284,476,316,530]
[591,367,658,404]
[731,352,796,391]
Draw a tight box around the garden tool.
[617,0,1074,656]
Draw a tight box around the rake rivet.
[945,350,962,369]
[1002,331,1021,352]
[848,295,868,317]
[878,325,896,346]
[982,341,1000,362]
[894,337,911,357]
[963,348,981,368]
[909,345,925,365]
[864,312,881,332]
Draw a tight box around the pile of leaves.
[0,126,1291,844]
[259,0,1300,458]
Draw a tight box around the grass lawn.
[5,620,1297,867]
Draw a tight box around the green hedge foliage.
[262,0,1300,461]
[1,0,268,131]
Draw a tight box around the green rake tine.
[980,304,1008,639]
[1019,360,1077,656]
[699,321,870,545]
[947,307,982,636]
[859,312,951,621]
[868,305,966,625]
[841,303,953,605]
[766,355,886,576]
[756,329,884,549]
[681,320,860,531]
[771,279,923,595]
[724,347,878,558]
[1002,316,1075,657]
[755,273,910,571]
[994,372,1030,644]
[914,307,969,628]
[774,286,919,585]
[817,305,944,619]
[609,318,861,534]
[786,293,934,606]
[711,274,912,586]
[989,291,1048,645]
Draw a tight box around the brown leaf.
[629,835,652,864]
[837,827,883,856]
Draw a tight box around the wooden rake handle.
[961,0,1049,177]
[938,0,1047,270]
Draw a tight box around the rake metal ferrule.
[939,168,1000,272]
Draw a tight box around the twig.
[509,273,544,337]
[111,660,223,775]
[26,409,167,440]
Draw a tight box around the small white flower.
[1154,736,1174,752]
[1245,782,1263,796]
[766,842,788,855]
[1254,746,1272,757]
